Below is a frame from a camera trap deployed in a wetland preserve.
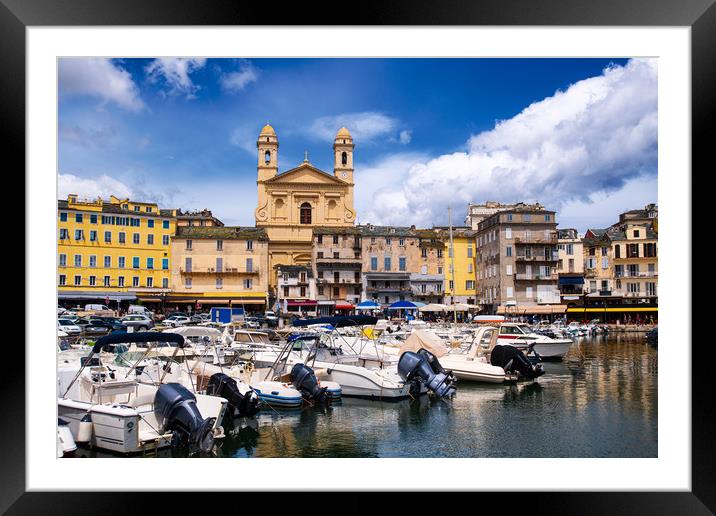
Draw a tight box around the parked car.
[84,318,125,335]
[244,317,260,329]
[162,315,192,328]
[121,314,154,331]
[58,318,81,335]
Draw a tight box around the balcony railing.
[180,267,259,275]
[515,254,559,262]
[316,278,361,285]
[615,271,658,278]
[514,273,558,281]
[514,235,557,244]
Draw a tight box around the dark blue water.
[218,333,657,458]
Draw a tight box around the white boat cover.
[164,326,222,337]
[398,329,449,357]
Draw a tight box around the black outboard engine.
[289,363,329,404]
[154,383,216,453]
[398,349,457,398]
[207,373,260,418]
[490,345,545,380]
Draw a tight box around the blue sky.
[58,58,657,231]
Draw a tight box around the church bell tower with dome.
[254,124,357,289]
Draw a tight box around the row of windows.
[59,274,168,288]
[369,256,408,271]
[182,257,253,272]
[183,277,253,289]
[59,212,168,228]
[59,254,169,270]
[184,239,253,251]
[59,229,170,246]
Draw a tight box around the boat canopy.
[398,329,449,357]
[292,315,379,328]
[92,331,185,353]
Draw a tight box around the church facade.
[254,124,357,288]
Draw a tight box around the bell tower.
[257,124,278,182]
[333,127,354,183]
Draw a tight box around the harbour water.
[75,333,657,458]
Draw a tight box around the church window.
[264,150,271,164]
[300,202,312,224]
[341,152,347,165]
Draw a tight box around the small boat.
[58,332,227,455]
[497,322,573,360]
[436,327,512,383]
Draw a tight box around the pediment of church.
[265,163,346,186]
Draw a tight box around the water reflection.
[69,334,657,458]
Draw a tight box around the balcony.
[366,286,411,294]
[515,273,558,281]
[615,271,658,278]
[514,235,557,245]
[180,267,259,275]
[316,256,362,267]
[515,254,559,262]
[316,278,361,285]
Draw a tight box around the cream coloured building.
[254,124,356,287]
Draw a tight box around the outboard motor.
[398,349,457,398]
[490,345,545,380]
[207,373,260,418]
[289,363,329,404]
[154,383,216,453]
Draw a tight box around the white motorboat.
[497,322,573,359]
[58,332,228,455]
[427,327,511,384]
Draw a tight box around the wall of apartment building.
[360,230,416,303]
[443,234,477,303]
[170,236,269,297]
[477,210,560,307]
[583,240,614,294]
[611,225,658,298]
[58,197,176,294]
[312,231,363,304]
[557,238,585,275]
[410,237,446,301]
[277,267,316,300]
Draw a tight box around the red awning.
[335,304,354,309]
[287,300,318,307]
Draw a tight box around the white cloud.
[363,58,658,227]
[220,60,259,93]
[59,173,134,200]
[309,112,398,142]
[399,130,412,144]
[59,58,144,112]
[230,125,259,154]
[145,58,207,99]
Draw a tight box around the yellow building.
[57,194,177,306]
[168,226,270,310]
[438,227,478,305]
[254,124,356,287]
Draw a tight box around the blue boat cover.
[292,315,379,328]
[92,331,185,353]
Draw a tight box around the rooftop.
[174,226,268,241]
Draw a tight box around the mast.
[448,206,457,324]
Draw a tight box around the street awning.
[559,276,585,285]
[58,291,137,301]
[335,303,354,309]
[287,300,318,307]
[497,305,567,314]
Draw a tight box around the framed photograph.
[8,0,709,511]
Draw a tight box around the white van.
[128,305,154,318]
[85,304,111,312]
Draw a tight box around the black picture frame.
[5,0,710,512]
